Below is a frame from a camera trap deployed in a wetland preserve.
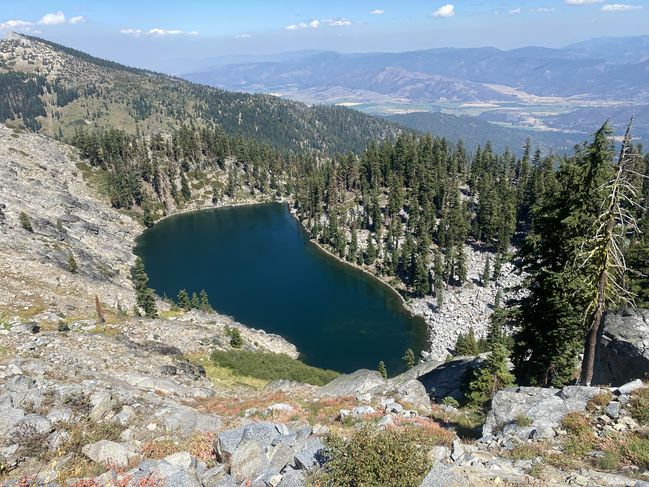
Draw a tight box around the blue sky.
[1,0,648,73]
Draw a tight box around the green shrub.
[624,434,649,469]
[19,211,33,232]
[441,396,460,408]
[586,390,612,411]
[210,350,339,386]
[515,414,532,427]
[310,426,432,487]
[629,387,649,425]
[224,325,243,348]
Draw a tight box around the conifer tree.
[377,360,388,379]
[177,289,191,310]
[191,292,200,309]
[481,256,491,287]
[131,258,157,318]
[365,233,377,265]
[454,328,479,356]
[180,173,191,201]
[403,349,416,369]
[199,289,212,312]
[467,342,515,410]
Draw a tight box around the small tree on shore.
[403,349,416,369]
[199,289,212,312]
[177,289,191,310]
[378,360,388,379]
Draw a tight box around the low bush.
[210,350,339,386]
[623,434,649,469]
[515,414,532,427]
[586,390,612,411]
[560,412,595,457]
[629,387,649,425]
[310,425,433,487]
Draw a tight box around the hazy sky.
[1,0,648,73]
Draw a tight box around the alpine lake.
[135,202,428,375]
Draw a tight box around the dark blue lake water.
[135,202,428,375]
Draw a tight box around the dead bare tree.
[575,118,646,385]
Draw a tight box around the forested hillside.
[0,33,400,154]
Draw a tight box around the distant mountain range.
[184,35,649,149]
[185,36,649,102]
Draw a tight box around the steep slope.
[0,33,400,154]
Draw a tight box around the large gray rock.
[417,356,483,401]
[229,440,269,482]
[82,440,137,467]
[419,461,466,487]
[593,308,649,386]
[277,469,306,487]
[293,437,325,470]
[483,385,607,440]
[318,369,386,397]
[394,379,431,412]
[158,406,221,435]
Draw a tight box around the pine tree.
[403,349,416,369]
[481,256,491,287]
[377,360,388,379]
[467,342,515,410]
[177,289,191,310]
[199,289,212,312]
[365,233,377,265]
[180,173,191,201]
[348,223,358,263]
[492,254,502,281]
[433,250,444,309]
[454,328,479,356]
[455,244,467,285]
[191,292,200,309]
[67,252,78,274]
[131,258,157,318]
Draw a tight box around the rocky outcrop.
[417,356,483,402]
[594,308,649,386]
[482,385,608,441]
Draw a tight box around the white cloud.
[433,4,455,17]
[370,9,384,15]
[509,8,522,14]
[565,0,603,4]
[286,19,325,30]
[0,19,33,30]
[285,22,307,30]
[38,11,66,25]
[601,3,642,10]
[120,27,198,37]
[69,16,85,24]
[235,33,251,39]
[537,7,556,12]
[328,18,352,26]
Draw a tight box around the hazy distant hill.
[386,112,584,155]
[184,37,649,102]
[0,33,400,155]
